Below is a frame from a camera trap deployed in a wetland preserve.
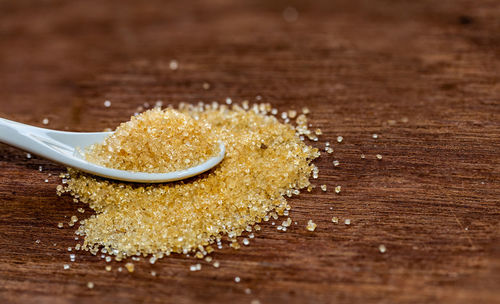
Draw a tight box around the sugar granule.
[63,103,320,259]
[125,262,135,273]
[335,185,341,194]
[379,244,386,253]
[169,60,178,70]
[306,220,317,231]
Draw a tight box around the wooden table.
[1,1,499,303]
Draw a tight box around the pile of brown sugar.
[59,102,320,261]
[84,108,219,173]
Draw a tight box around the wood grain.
[0,1,499,303]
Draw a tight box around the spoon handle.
[0,117,73,159]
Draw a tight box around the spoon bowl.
[0,118,225,183]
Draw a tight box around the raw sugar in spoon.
[0,118,225,183]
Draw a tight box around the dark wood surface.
[0,1,499,303]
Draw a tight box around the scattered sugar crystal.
[379,244,386,253]
[337,136,343,143]
[230,241,241,250]
[331,217,338,224]
[125,263,135,273]
[320,185,327,191]
[344,219,351,225]
[335,186,341,194]
[234,276,241,283]
[104,100,111,107]
[376,154,383,160]
[333,160,340,167]
[306,220,317,231]
[282,218,292,227]
[169,60,178,70]
[42,118,49,125]
[63,264,70,270]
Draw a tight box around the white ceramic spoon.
[0,118,225,183]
